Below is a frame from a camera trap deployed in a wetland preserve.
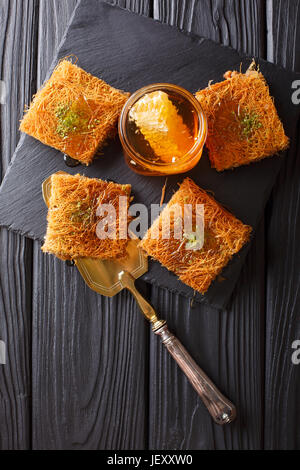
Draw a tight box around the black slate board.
[0,0,299,310]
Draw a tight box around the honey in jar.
[118,83,207,176]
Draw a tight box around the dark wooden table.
[0,0,299,450]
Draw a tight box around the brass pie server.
[42,173,236,425]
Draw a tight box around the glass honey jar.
[118,83,207,176]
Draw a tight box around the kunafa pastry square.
[42,173,131,261]
[20,60,129,165]
[196,62,289,171]
[140,178,251,294]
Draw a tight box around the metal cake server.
[42,173,236,425]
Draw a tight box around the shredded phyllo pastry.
[140,178,252,294]
[195,61,289,171]
[42,173,131,261]
[20,59,129,165]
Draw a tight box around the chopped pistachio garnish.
[69,201,93,226]
[55,101,99,138]
[183,225,204,251]
[121,184,130,194]
[232,108,262,140]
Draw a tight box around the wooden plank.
[0,232,33,450]
[0,0,39,449]
[106,0,151,16]
[32,255,149,449]
[36,0,82,87]
[154,0,266,55]
[266,0,300,71]
[150,0,266,450]
[31,0,151,450]
[265,0,300,450]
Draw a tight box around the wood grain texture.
[36,0,80,87]
[0,232,32,450]
[32,252,148,449]
[266,0,300,71]
[0,0,38,449]
[265,0,300,450]
[149,0,266,450]
[106,0,151,15]
[154,0,265,56]
[31,0,149,450]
